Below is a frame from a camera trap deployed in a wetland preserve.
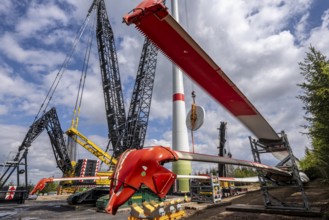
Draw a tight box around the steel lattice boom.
[0,107,73,188]
[94,0,158,157]
[95,0,126,157]
[123,38,158,151]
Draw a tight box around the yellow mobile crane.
[65,127,117,186]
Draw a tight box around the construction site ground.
[0,179,328,220]
[0,197,130,219]
[183,178,329,220]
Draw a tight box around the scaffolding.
[249,131,309,210]
[190,175,221,203]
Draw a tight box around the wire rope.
[33,10,94,123]
[183,0,196,94]
[72,11,96,128]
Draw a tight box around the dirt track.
[184,179,329,220]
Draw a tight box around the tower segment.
[171,0,192,192]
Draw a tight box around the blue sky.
[1,0,329,184]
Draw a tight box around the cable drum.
[186,105,205,131]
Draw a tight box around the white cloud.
[0,104,8,115]
[0,64,44,115]
[0,33,66,69]
[321,9,329,28]
[303,9,329,56]
[0,0,12,14]
[117,36,142,81]
[295,13,310,42]
[15,1,68,38]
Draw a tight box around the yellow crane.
[65,127,116,185]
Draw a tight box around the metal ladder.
[249,131,309,210]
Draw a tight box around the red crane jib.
[105,146,178,215]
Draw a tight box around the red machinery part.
[105,146,178,215]
[104,146,295,215]
[29,176,111,195]
[30,178,54,195]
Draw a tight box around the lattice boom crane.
[93,0,158,157]
[94,0,126,157]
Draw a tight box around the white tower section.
[171,0,192,192]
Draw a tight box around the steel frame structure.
[217,122,227,177]
[249,131,309,210]
[95,0,126,157]
[94,0,158,157]
[123,38,158,151]
[0,107,73,202]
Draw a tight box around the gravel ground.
[183,179,329,220]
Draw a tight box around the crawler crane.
[29,0,159,205]
[92,0,158,158]
[64,0,159,204]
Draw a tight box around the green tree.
[211,167,218,175]
[233,167,257,178]
[298,46,329,181]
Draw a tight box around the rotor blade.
[175,151,291,177]
[123,0,292,161]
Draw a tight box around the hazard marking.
[8,186,17,191]
[5,193,14,200]
[5,186,16,200]
[94,160,100,182]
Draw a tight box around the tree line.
[298,46,329,182]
